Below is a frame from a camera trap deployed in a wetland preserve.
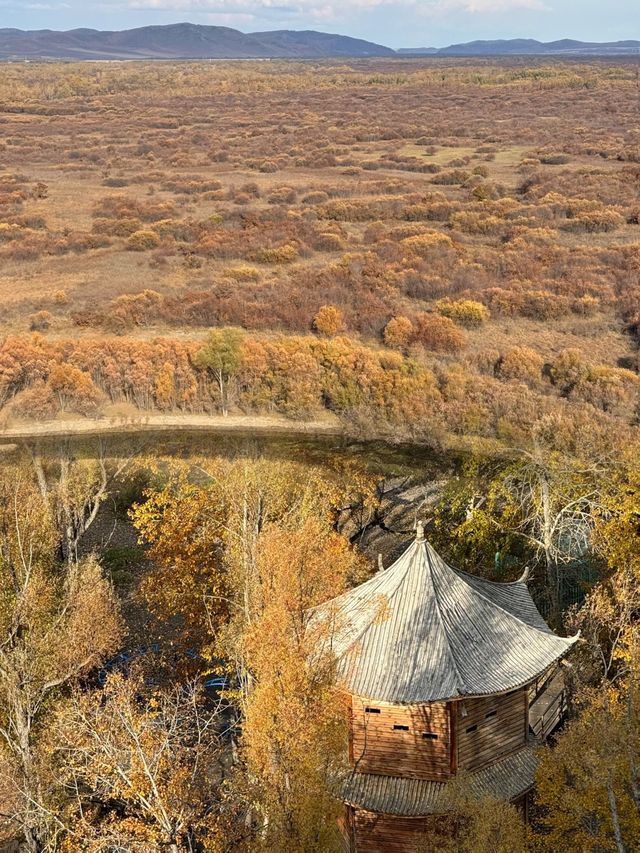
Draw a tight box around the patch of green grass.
[101,544,144,588]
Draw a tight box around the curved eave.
[345,632,579,705]
[320,538,579,705]
[343,745,538,816]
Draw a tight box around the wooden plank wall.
[351,696,451,780]
[456,688,526,772]
[353,810,455,853]
[339,805,355,852]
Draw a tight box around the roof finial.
[415,520,425,542]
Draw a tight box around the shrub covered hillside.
[0,58,638,451]
[0,331,636,453]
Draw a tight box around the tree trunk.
[20,828,40,853]
[29,448,48,499]
[539,470,559,619]
[607,774,627,853]
[216,370,227,417]
[15,701,42,853]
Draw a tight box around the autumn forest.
[0,57,639,852]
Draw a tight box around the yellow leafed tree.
[238,518,367,852]
[0,472,122,852]
[54,670,233,853]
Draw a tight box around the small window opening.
[393,724,410,731]
[485,710,497,719]
[365,707,380,714]
[422,732,438,740]
[465,724,478,734]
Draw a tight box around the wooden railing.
[530,688,567,741]
[529,665,558,707]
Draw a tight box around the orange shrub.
[249,244,298,264]
[11,381,58,420]
[498,346,544,387]
[550,349,589,395]
[108,290,163,328]
[313,305,344,337]
[93,217,142,237]
[267,186,297,205]
[434,298,489,328]
[312,232,346,252]
[574,366,639,414]
[225,265,261,282]
[519,290,571,320]
[93,195,175,223]
[126,230,161,251]
[383,316,414,350]
[401,231,454,259]
[302,191,329,205]
[572,295,600,316]
[48,364,105,415]
[413,313,466,353]
[431,169,469,185]
[449,212,506,236]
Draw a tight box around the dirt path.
[0,413,343,441]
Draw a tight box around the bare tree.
[54,670,228,852]
[28,438,138,565]
[0,474,121,852]
[492,435,613,619]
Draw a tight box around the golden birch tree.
[53,671,233,853]
[0,472,121,852]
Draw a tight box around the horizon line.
[1,23,640,53]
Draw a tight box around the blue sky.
[2,0,638,49]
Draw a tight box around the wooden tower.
[319,523,578,853]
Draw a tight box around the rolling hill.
[399,38,640,56]
[0,25,638,61]
[0,23,394,60]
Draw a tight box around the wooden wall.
[346,691,530,850]
[353,809,455,853]
[456,688,527,772]
[339,806,355,852]
[350,696,452,780]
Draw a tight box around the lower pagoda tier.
[344,743,537,815]
[342,746,536,852]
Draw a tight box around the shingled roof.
[343,745,538,816]
[320,525,578,704]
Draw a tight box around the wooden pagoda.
[319,523,578,852]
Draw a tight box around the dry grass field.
[0,58,638,444]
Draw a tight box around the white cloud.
[123,0,396,23]
[436,0,549,11]
[117,0,551,24]
[0,0,70,6]
[127,0,389,9]
[124,0,550,15]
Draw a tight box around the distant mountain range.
[0,23,394,60]
[0,25,638,61]
[399,39,640,56]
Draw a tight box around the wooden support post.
[449,701,457,775]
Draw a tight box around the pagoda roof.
[318,529,578,704]
[343,745,538,816]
